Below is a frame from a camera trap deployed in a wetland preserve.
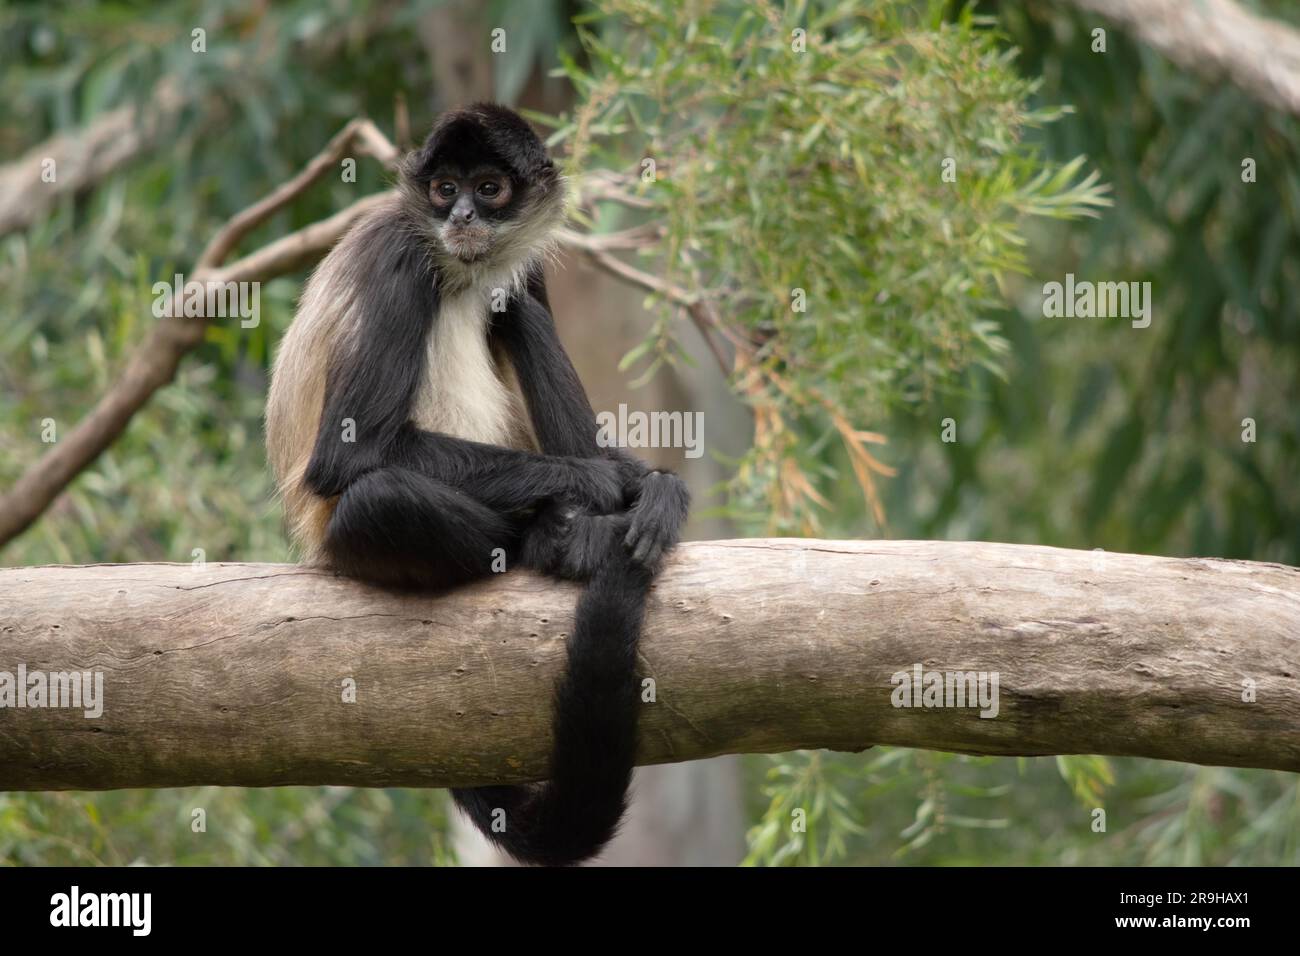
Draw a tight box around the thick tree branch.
[1,539,1296,790]
[1062,0,1300,117]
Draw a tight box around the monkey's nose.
[455,208,476,224]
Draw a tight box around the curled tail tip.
[450,786,627,867]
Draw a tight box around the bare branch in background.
[0,121,401,549]
[0,79,186,238]
[1062,0,1300,116]
[557,226,734,375]
[0,10,404,241]
[197,118,400,269]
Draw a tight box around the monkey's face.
[428,166,516,262]
[403,106,567,283]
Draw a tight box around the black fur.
[497,274,690,570]
[301,105,689,866]
[408,103,556,188]
[303,211,439,498]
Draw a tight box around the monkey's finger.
[633,524,669,568]
[623,514,646,551]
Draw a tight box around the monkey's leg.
[323,466,519,590]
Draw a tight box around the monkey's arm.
[497,276,690,568]
[300,237,438,498]
[388,427,624,515]
[501,268,647,477]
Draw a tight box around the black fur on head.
[408,103,556,185]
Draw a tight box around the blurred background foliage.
[555,0,1109,531]
[1,0,1297,865]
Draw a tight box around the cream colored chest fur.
[409,287,529,448]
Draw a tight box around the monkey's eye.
[434,182,457,200]
[477,181,501,198]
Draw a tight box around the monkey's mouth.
[440,223,494,262]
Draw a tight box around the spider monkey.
[265,103,690,866]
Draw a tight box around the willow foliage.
[551,0,1109,532]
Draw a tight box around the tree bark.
[1,539,1297,791]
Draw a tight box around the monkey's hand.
[623,470,690,571]
[521,501,631,580]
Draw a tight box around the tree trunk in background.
[423,6,749,866]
